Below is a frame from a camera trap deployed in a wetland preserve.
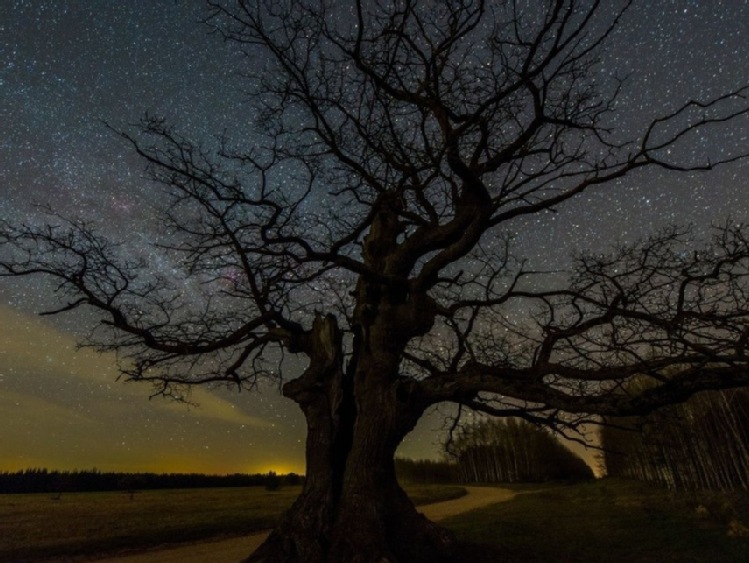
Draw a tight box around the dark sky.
[1,0,748,473]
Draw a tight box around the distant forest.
[0,468,303,494]
[397,418,594,484]
[602,386,749,491]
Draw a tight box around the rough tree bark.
[247,310,452,563]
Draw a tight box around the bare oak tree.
[3,1,749,561]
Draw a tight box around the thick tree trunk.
[244,316,455,563]
[244,392,455,563]
[245,383,455,563]
[326,379,455,563]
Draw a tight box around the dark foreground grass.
[0,484,465,561]
[11,479,748,562]
[445,479,749,563]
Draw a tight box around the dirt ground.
[95,486,516,563]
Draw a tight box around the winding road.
[96,486,516,563]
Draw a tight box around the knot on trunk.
[282,313,343,403]
[310,313,341,370]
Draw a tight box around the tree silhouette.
[3,1,749,561]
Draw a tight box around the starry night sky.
[1,0,748,474]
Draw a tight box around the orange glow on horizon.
[0,458,306,476]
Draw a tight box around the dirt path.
[96,486,516,563]
[418,485,517,521]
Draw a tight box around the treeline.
[452,418,594,483]
[397,418,593,484]
[602,387,749,491]
[0,468,303,494]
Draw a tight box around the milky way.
[1,0,749,473]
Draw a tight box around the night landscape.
[3,1,749,561]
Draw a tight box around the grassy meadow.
[448,480,749,563]
[5,479,749,561]
[0,484,465,561]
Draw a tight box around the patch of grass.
[1,487,300,562]
[0,484,465,561]
[445,479,749,563]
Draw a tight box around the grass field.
[6,480,749,562]
[447,479,749,563]
[0,484,465,561]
